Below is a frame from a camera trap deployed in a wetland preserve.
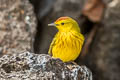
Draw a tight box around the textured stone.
[0,0,37,55]
[0,52,92,80]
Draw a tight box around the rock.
[85,0,120,80]
[0,0,37,55]
[0,52,92,80]
[29,0,54,20]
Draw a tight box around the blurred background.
[0,0,120,80]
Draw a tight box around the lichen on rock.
[0,52,92,80]
[0,0,37,55]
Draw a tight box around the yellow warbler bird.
[48,17,84,62]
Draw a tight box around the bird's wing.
[48,34,57,56]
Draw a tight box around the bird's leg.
[71,61,78,65]
[65,61,78,65]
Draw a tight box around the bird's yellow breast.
[51,31,84,62]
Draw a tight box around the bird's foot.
[66,61,78,69]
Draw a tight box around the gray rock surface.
[0,0,37,55]
[0,52,92,80]
[86,0,120,80]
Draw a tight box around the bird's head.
[48,17,80,32]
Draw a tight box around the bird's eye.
[61,23,64,25]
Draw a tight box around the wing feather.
[48,34,58,56]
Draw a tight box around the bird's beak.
[48,23,56,27]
